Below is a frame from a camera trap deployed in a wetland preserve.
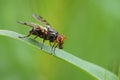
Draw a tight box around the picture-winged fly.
[18,14,66,53]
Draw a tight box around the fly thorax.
[48,33,57,42]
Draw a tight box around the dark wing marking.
[32,14,58,33]
[17,21,38,27]
[33,14,51,26]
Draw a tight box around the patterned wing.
[33,14,51,27]
[17,21,38,27]
[33,14,58,33]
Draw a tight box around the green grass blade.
[0,30,118,80]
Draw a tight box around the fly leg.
[41,30,46,50]
[41,39,45,50]
[51,42,56,55]
[49,42,52,46]
[33,36,38,39]
[41,29,47,50]
[19,33,31,38]
[53,43,58,55]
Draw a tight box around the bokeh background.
[0,0,120,80]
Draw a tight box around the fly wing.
[17,21,41,28]
[33,14,51,26]
[33,14,58,33]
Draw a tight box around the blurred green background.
[0,0,120,80]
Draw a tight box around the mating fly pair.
[18,14,66,53]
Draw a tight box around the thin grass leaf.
[0,30,118,80]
